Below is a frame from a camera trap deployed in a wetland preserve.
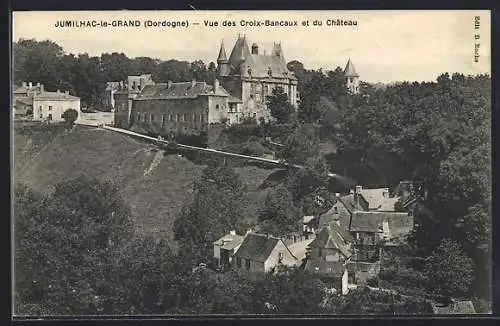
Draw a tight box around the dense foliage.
[13,39,217,108]
[173,160,246,266]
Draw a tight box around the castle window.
[216,104,220,110]
[267,67,272,76]
[176,114,180,122]
[48,106,52,111]
[169,114,173,122]
[183,113,187,122]
[137,113,141,121]
[245,259,251,270]
[318,248,322,258]
[150,114,154,122]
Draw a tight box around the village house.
[216,35,300,123]
[13,82,44,117]
[31,90,81,122]
[232,233,299,275]
[213,230,246,271]
[13,82,81,122]
[303,221,355,295]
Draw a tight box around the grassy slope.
[14,124,277,246]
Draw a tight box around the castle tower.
[217,40,230,77]
[344,58,360,95]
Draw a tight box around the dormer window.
[247,68,252,75]
[267,67,272,77]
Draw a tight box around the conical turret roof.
[217,40,228,62]
[344,59,359,77]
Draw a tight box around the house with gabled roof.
[213,230,246,271]
[232,232,299,274]
[304,221,355,295]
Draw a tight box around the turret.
[344,58,360,95]
[217,40,229,77]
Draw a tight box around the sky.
[12,10,491,83]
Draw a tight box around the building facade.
[32,90,81,122]
[216,35,300,123]
[114,74,155,128]
[232,233,298,275]
[129,79,231,135]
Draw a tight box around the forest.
[13,39,492,315]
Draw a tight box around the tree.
[110,237,177,314]
[277,123,320,166]
[423,239,474,299]
[173,161,245,266]
[14,178,135,314]
[266,86,295,124]
[252,267,325,314]
[258,185,301,237]
[61,109,79,129]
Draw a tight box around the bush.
[61,109,79,128]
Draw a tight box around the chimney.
[65,90,69,95]
[191,79,196,88]
[22,81,27,88]
[36,82,40,87]
[230,230,236,236]
[167,80,173,89]
[213,79,220,92]
[335,193,340,198]
[355,185,362,194]
[40,84,44,92]
[56,89,60,93]
[28,82,32,88]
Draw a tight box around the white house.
[32,89,80,122]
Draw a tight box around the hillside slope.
[14,125,277,245]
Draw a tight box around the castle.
[112,35,360,132]
[216,34,300,123]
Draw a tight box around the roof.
[302,215,315,224]
[228,95,242,103]
[233,233,283,262]
[217,40,228,62]
[135,81,230,100]
[287,238,314,264]
[337,194,368,213]
[360,188,389,210]
[16,96,33,106]
[431,301,476,314]
[34,91,80,101]
[350,211,412,235]
[213,232,245,249]
[226,36,295,79]
[304,260,346,277]
[106,81,121,91]
[344,59,359,77]
[308,222,354,258]
[13,84,43,94]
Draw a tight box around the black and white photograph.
[11,10,492,316]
